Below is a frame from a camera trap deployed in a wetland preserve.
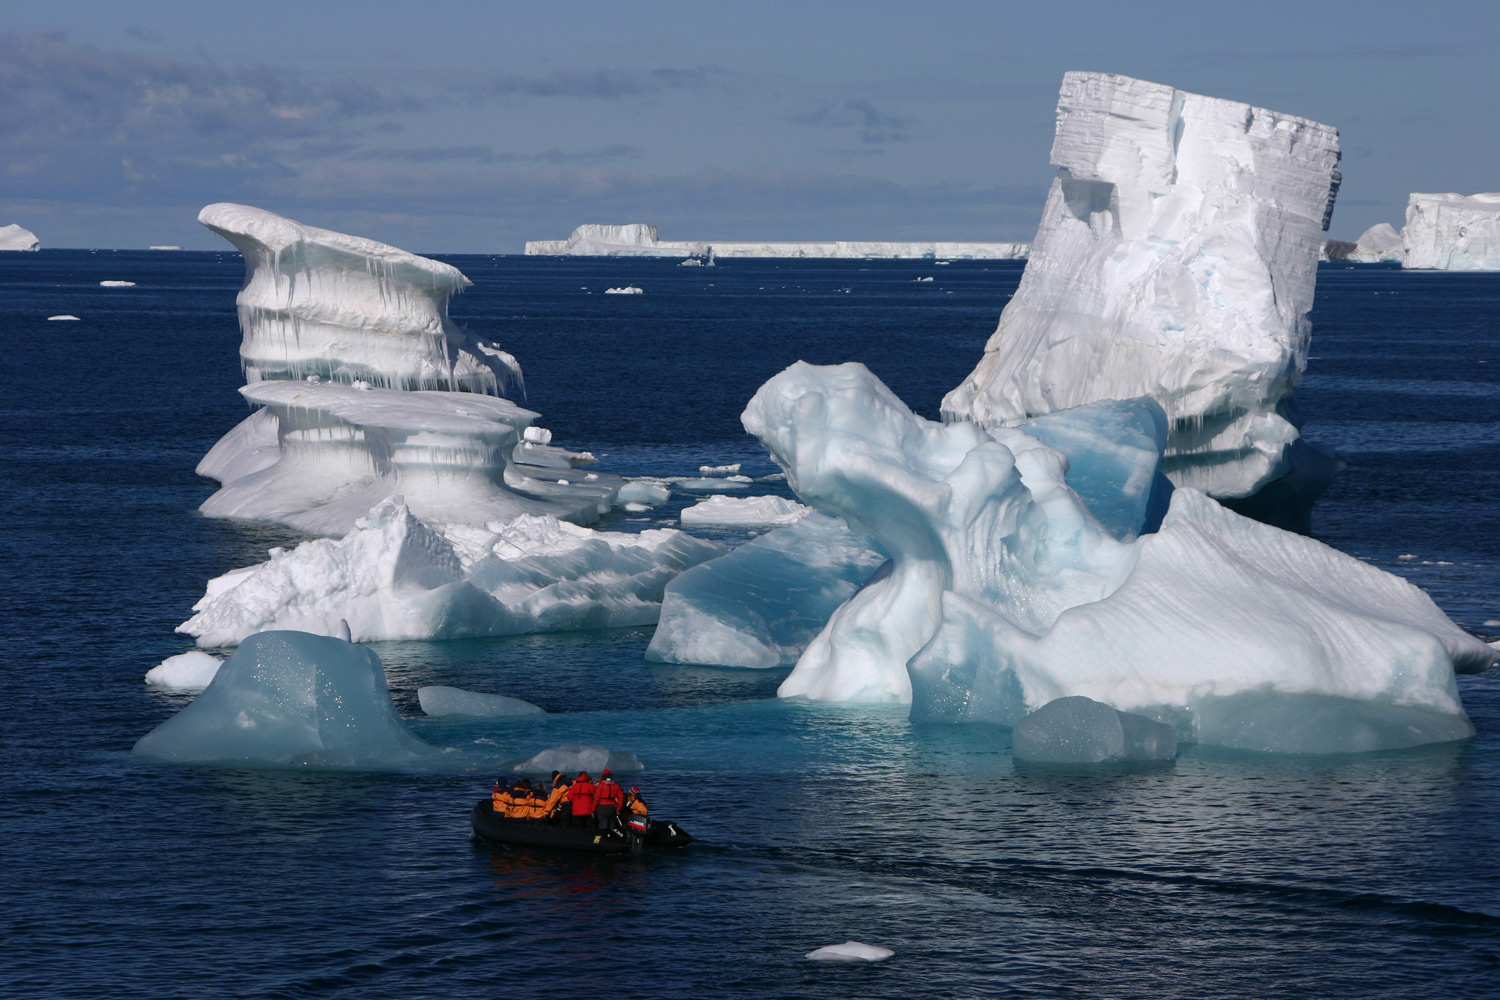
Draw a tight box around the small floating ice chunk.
[417,685,544,718]
[504,743,642,774]
[144,650,223,691]
[47,315,80,321]
[523,426,553,445]
[625,502,651,512]
[674,477,750,491]
[680,494,813,528]
[100,280,136,287]
[1012,696,1178,763]
[698,464,741,474]
[805,941,894,962]
[915,276,933,282]
[604,286,644,295]
[618,480,671,505]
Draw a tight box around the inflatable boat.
[470,800,694,854]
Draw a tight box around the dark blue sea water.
[2,251,1498,999]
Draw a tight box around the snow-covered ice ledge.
[526,223,1028,260]
[943,72,1342,523]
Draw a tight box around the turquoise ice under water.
[2,252,1499,998]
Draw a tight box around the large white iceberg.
[133,630,440,768]
[1401,193,1500,271]
[1348,222,1405,263]
[0,224,39,251]
[525,223,1028,260]
[200,202,518,391]
[180,497,727,647]
[742,361,1494,752]
[943,72,1342,522]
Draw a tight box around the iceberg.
[741,361,1494,752]
[132,630,440,768]
[1401,193,1500,271]
[503,743,642,775]
[1345,222,1405,263]
[199,203,518,392]
[144,650,223,691]
[0,223,39,251]
[526,223,1028,260]
[179,497,726,646]
[805,942,894,963]
[943,72,1343,522]
[647,512,887,669]
[1011,696,1177,763]
[198,380,616,535]
[679,494,814,528]
[417,686,543,718]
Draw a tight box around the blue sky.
[1,1,1493,251]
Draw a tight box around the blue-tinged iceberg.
[741,361,1494,752]
[942,72,1343,527]
[133,631,440,768]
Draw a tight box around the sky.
[1,1,1494,252]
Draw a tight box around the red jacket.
[594,778,625,810]
[565,778,596,815]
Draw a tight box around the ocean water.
[2,251,1498,999]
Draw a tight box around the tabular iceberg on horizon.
[743,361,1493,753]
[942,72,1343,525]
[1401,193,1500,271]
[526,222,1029,260]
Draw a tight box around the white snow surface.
[198,380,618,534]
[1401,193,1500,270]
[943,72,1342,503]
[526,224,1028,260]
[179,497,727,646]
[0,224,39,251]
[144,650,223,691]
[805,942,894,962]
[417,685,543,718]
[679,494,814,527]
[133,630,440,768]
[742,362,1492,751]
[199,202,520,393]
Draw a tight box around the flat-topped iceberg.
[943,72,1342,523]
[742,361,1493,753]
[526,223,1028,260]
[200,202,518,392]
[133,630,440,769]
[0,223,39,251]
[1401,193,1500,271]
[199,380,615,534]
[679,494,814,528]
[180,497,726,647]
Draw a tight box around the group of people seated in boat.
[491,769,648,830]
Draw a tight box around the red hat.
[578,771,590,779]
[601,769,611,777]
[629,786,639,794]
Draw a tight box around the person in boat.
[491,777,511,818]
[541,772,571,825]
[510,778,542,820]
[564,771,596,828]
[624,786,648,817]
[594,768,625,830]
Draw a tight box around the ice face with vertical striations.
[943,72,1343,517]
[0,223,39,251]
[742,362,1493,752]
[1348,222,1405,263]
[199,203,519,392]
[199,380,615,534]
[1401,193,1500,271]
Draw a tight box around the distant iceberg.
[526,223,1029,260]
[0,224,39,251]
[943,71,1344,528]
[1401,193,1500,271]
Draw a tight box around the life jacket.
[543,783,570,816]
[511,785,539,819]
[594,778,625,810]
[566,778,597,815]
[625,794,648,816]
[491,787,512,817]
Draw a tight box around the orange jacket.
[543,783,570,817]
[491,788,512,817]
[624,793,648,816]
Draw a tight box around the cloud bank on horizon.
[0,2,1493,251]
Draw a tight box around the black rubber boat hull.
[470,801,693,853]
